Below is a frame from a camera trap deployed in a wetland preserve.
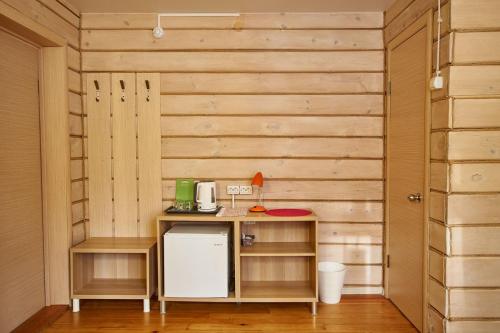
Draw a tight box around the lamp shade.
[251,172,264,187]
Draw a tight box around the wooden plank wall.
[80,12,385,294]
[0,3,84,242]
[437,0,500,332]
[387,0,500,332]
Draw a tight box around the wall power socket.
[239,185,253,195]
[226,185,239,195]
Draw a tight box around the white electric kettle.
[196,181,217,212]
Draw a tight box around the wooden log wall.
[0,1,84,244]
[80,12,385,294]
[387,0,500,332]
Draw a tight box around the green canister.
[175,179,195,210]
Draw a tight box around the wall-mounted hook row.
[145,80,150,102]
[94,80,100,102]
[120,80,126,102]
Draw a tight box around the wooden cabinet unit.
[157,211,319,314]
[70,238,157,312]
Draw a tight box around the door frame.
[384,11,433,331]
[0,2,72,305]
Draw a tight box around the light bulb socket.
[152,26,164,39]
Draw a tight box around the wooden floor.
[42,297,418,333]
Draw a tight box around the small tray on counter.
[164,206,222,215]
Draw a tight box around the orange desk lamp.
[249,172,266,212]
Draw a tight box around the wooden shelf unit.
[157,211,318,314]
[70,237,157,312]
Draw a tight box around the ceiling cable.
[435,0,442,77]
[430,0,444,90]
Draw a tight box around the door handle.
[407,193,422,202]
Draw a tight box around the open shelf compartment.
[240,281,315,302]
[70,237,157,300]
[73,278,147,299]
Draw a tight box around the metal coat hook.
[145,80,150,102]
[94,80,100,102]
[119,80,126,102]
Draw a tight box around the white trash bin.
[319,262,346,304]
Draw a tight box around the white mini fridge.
[163,224,230,298]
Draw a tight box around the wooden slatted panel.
[451,0,500,30]
[432,33,452,71]
[450,163,500,192]
[67,46,80,71]
[450,227,500,255]
[430,162,449,192]
[447,194,500,225]
[449,289,500,318]
[161,159,383,180]
[429,191,446,222]
[429,221,449,254]
[384,0,440,43]
[453,99,500,128]
[448,131,500,160]
[454,32,500,64]
[111,73,138,237]
[161,138,383,159]
[428,278,447,316]
[81,12,384,29]
[161,95,384,116]
[82,51,384,72]
[344,266,383,285]
[82,29,383,51]
[137,73,162,237]
[161,116,383,137]
[319,245,383,264]
[86,73,112,237]
[1,0,79,47]
[384,0,413,26]
[428,307,445,333]
[318,223,383,244]
[447,321,500,333]
[160,73,384,94]
[434,1,450,38]
[431,98,451,129]
[448,66,500,97]
[37,0,79,27]
[429,250,444,284]
[446,257,500,287]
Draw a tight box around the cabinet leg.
[143,299,150,313]
[311,301,317,316]
[72,299,80,313]
[160,300,167,314]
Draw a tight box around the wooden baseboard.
[12,305,68,333]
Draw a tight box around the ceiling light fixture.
[152,12,240,39]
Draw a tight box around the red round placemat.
[265,208,312,217]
